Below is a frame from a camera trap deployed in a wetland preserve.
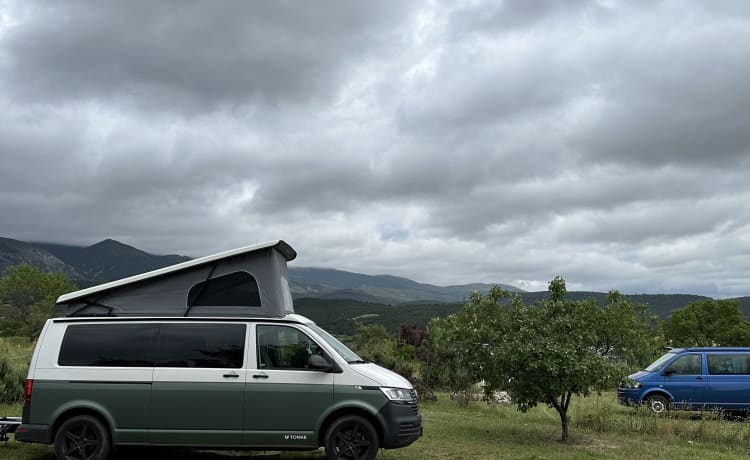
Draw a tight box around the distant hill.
[296,292,750,337]
[2,236,748,328]
[1,237,524,304]
[288,267,523,304]
[32,239,191,284]
[0,237,81,279]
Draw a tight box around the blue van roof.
[681,347,750,352]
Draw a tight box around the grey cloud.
[2,1,415,113]
[569,7,750,166]
[3,0,750,297]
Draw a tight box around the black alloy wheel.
[324,415,379,460]
[54,415,111,460]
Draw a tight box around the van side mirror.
[662,369,675,376]
[308,354,333,372]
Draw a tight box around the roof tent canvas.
[56,240,297,318]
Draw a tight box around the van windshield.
[645,352,677,372]
[309,324,364,364]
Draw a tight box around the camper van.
[12,241,422,460]
[618,347,750,415]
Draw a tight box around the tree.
[591,290,664,367]
[0,264,77,339]
[430,286,510,402]
[431,279,660,441]
[664,299,750,347]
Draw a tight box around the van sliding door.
[706,353,750,410]
[149,323,247,446]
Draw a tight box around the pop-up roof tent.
[56,240,297,317]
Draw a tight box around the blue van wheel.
[645,394,670,415]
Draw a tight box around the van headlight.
[621,378,641,389]
[379,387,416,401]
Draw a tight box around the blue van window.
[666,354,701,375]
[707,354,750,375]
[645,352,676,372]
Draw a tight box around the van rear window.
[707,354,750,375]
[59,324,157,367]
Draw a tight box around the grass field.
[4,337,750,459]
[5,394,750,459]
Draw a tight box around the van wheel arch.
[318,408,383,448]
[52,408,113,444]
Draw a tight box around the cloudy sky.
[2,1,750,297]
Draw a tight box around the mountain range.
[0,237,521,304]
[2,236,749,326]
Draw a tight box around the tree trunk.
[551,392,572,442]
[559,408,569,442]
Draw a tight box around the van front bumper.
[617,387,642,406]
[377,400,423,449]
[14,424,51,444]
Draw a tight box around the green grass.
[4,394,750,459]
[0,336,34,372]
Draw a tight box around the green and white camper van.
[14,241,422,460]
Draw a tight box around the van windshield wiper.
[347,359,368,364]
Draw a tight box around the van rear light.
[23,379,33,407]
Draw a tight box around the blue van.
[618,348,750,414]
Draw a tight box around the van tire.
[324,414,379,460]
[645,394,670,415]
[54,414,111,460]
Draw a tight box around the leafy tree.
[664,299,750,347]
[0,264,77,339]
[591,290,664,367]
[431,279,660,441]
[430,286,514,403]
[351,323,419,378]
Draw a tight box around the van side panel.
[243,375,332,447]
[149,372,245,445]
[30,379,152,444]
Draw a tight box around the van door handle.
[252,374,269,379]
[223,372,239,378]
[695,376,704,380]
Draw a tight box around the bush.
[0,354,23,404]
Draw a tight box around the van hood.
[350,363,413,389]
[629,370,651,381]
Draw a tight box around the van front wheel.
[54,415,111,460]
[645,394,670,415]
[324,415,379,460]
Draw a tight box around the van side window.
[666,354,702,375]
[707,354,750,375]
[59,324,157,367]
[156,324,246,368]
[257,325,324,370]
[187,271,261,307]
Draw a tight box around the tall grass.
[0,336,31,405]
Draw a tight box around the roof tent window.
[187,271,262,307]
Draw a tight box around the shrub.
[0,353,23,404]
